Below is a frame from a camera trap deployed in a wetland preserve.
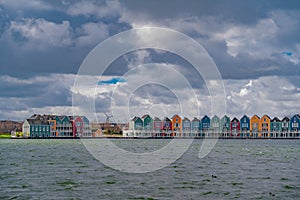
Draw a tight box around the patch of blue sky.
[98,77,125,85]
[281,51,293,56]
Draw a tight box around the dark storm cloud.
[0,0,300,120]
[121,0,300,24]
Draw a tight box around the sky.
[0,0,300,122]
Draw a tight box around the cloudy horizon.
[0,0,300,122]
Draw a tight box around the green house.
[211,115,221,133]
[270,117,281,137]
[221,115,230,136]
[129,116,143,131]
[142,114,153,131]
[55,116,72,137]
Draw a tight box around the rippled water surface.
[0,139,299,199]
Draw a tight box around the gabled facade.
[260,115,271,137]
[162,117,172,131]
[72,116,84,137]
[230,117,240,136]
[129,116,143,131]
[191,117,200,132]
[81,116,91,137]
[56,116,72,137]
[281,117,290,133]
[270,117,281,137]
[171,114,182,136]
[22,120,30,137]
[153,117,162,132]
[250,115,260,137]
[201,115,210,132]
[290,114,300,132]
[240,115,250,137]
[142,114,153,132]
[211,115,221,133]
[221,115,230,136]
[182,117,191,136]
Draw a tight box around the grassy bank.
[0,133,11,139]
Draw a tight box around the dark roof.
[231,117,239,122]
[251,115,260,119]
[192,117,200,122]
[153,117,161,121]
[282,116,290,121]
[262,114,271,119]
[27,119,49,125]
[141,114,151,119]
[183,117,190,121]
[163,117,171,122]
[271,117,280,122]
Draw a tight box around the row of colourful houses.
[123,114,300,138]
[21,114,91,138]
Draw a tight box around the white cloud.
[8,18,73,48]
[76,22,109,46]
[1,73,300,122]
[225,76,300,118]
[0,0,53,11]
[214,18,279,58]
[123,50,152,69]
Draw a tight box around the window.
[76,122,82,126]
[292,122,298,128]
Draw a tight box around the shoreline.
[8,137,300,140]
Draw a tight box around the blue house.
[182,117,191,137]
[162,117,172,131]
[201,115,210,136]
[191,117,200,136]
[240,115,250,137]
[290,114,300,137]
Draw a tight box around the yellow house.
[260,115,271,138]
[250,115,260,138]
[171,114,182,137]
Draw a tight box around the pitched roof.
[183,117,190,121]
[231,117,239,122]
[271,117,280,122]
[171,114,180,119]
[163,117,171,121]
[192,117,200,122]
[27,119,49,125]
[282,116,290,121]
[153,117,161,121]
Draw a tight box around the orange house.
[171,114,182,137]
[260,115,271,138]
[48,119,57,137]
[250,115,260,138]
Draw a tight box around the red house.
[230,117,240,136]
[70,116,84,137]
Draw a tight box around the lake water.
[0,139,299,199]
